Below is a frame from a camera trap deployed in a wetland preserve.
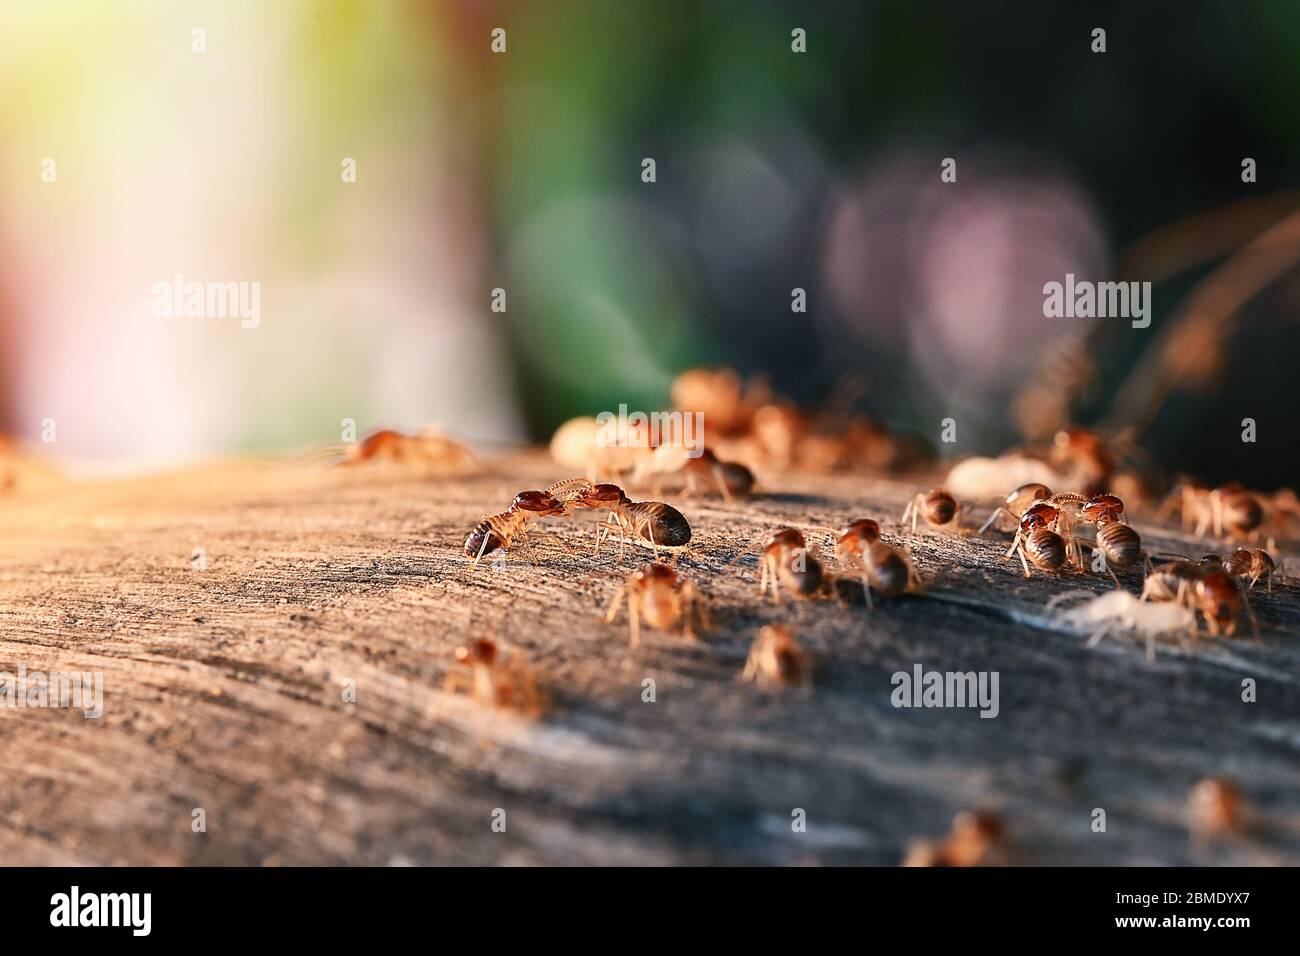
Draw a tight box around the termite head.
[951,810,1005,845]
[942,810,1006,866]
[454,639,498,666]
[1196,569,1240,634]
[512,490,566,517]
[636,563,677,586]
[839,518,882,552]
[350,428,404,461]
[572,483,629,510]
[1189,777,1243,836]
[1020,502,1059,531]
[768,528,806,550]
[1081,493,1125,524]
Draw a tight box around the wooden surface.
[1,452,1298,866]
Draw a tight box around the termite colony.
[736,518,925,611]
[549,366,929,492]
[438,379,1291,727]
[945,422,1294,657]
[970,480,1275,654]
[671,367,930,474]
[453,474,931,708]
[549,407,755,498]
[453,477,701,712]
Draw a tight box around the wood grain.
[1,453,1297,865]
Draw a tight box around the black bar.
[1,866,1287,942]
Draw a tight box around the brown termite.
[859,540,922,607]
[342,427,477,470]
[900,487,962,534]
[1268,487,1299,542]
[977,482,1053,534]
[1194,567,1252,637]
[828,518,922,606]
[1045,492,1089,567]
[1208,484,1265,541]
[631,446,755,500]
[1156,479,1212,531]
[756,528,827,603]
[903,810,1006,867]
[1078,493,1127,524]
[670,366,768,436]
[750,403,808,469]
[443,639,542,718]
[1188,777,1244,839]
[1005,506,1069,578]
[831,518,881,589]
[605,563,708,648]
[740,624,808,689]
[1158,481,1266,542]
[1141,561,1249,638]
[1224,548,1276,592]
[1050,427,1114,496]
[1087,516,1146,585]
[566,482,692,559]
[463,489,570,567]
[1077,494,1148,585]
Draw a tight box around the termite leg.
[1085,624,1111,649]
[1241,584,1259,640]
[471,526,494,569]
[978,506,1012,535]
[605,583,627,624]
[627,587,642,649]
[680,580,701,639]
[710,468,733,502]
[1005,532,1023,560]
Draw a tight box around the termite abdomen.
[867,543,912,597]
[1026,528,1067,571]
[717,460,756,496]
[780,555,824,596]
[464,520,505,558]
[635,502,692,547]
[1097,521,1141,568]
